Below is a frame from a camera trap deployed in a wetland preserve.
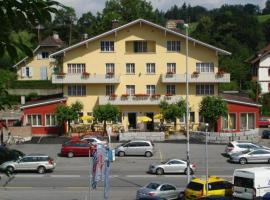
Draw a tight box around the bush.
[9,80,61,89]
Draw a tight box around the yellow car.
[183,176,232,200]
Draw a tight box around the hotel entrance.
[128,112,137,129]
[146,112,154,131]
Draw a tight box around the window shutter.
[29,67,33,77]
[21,67,26,77]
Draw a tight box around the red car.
[259,117,270,127]
[61,140,95,158]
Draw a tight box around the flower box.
[121,94,129,98]
[151,94,161,98]
[192,71,200,77]
[106,72,114,75]
[110,94,117,97]
[56,72,66,76]
[216,70,225,77]
[81,72,90,78]
[165,93,173,96]
[134,94,149,97]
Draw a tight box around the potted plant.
[82,72,90,78]
[216,70,225,77]
[109,93,117,100]
[192,71,200,77]
[165,93,173,96]
[151,94,161,98]
[121,94,129,98]
[134,94,149,97]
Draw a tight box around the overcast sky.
[57,0,267,17]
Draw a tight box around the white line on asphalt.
[50,175,81,178]
[15,175,45,178]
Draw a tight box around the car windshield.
[146,183,160,190]
[187,182,203,191]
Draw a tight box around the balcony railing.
[52,73,121,84]
[161,73,230,83]
[99,95,182,105]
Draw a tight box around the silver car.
[115,140,155,157]
[230,149,270,165]
[0,154,56,174]
[136,182,180,200]
[149,159,196,175]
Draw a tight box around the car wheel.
[67,152,74,158]
[268,159,270,164]
[6,166,14,173]
[118,151,125,157]
[156,168,164,175]
[145,151,152,157]
[239,158,247,165]
[178,192,185,200]
[184,168,193,175]
[37,166,46,174]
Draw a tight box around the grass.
[257,14,270,23]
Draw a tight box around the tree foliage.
[260,93,270,116]
[55,101,84,134]
[159,100,186,129]
[93,104,120,133]
[199,96,228,131]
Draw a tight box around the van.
[233,167,270,199]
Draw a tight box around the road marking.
[15,174,45,178]
[50,175,80,178]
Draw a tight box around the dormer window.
[101,41,114,52]
[37,51,49,59]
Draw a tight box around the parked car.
[182,176,232,200]
[115,140,155,157]
[0,147,24,165]
[136,182,180,200]
[263,192,270,200]
[148,159,196,175]
[262,130,270,139]
[137,197,167,200]
[259,117,270,128]
[229,149,270,164]
[0,154,55,174]
[224,141,268,156]
[61,140,95,158]
[81,136,107,145]
[198,196,231,200]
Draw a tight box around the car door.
[165,160,181,173]
[248,150,263,163]
[16,157,33,170]
[208,181,225,196]
[159,184,177,199]
[81,143,91,156]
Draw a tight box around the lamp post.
[184,23,190,184]
[205,123,209,197]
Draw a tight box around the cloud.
[56,0,266,17]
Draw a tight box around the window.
[146,63,155,74]
[126,85,135,95]
[166,85,176,95]
[41,52,49,59]
[167,63,176,73]
[208,181,226,191]
[167,41,181,52]
[45,114,57,126]
[67,64,86,74]
[240,113,255,130]
[101,41,114,52]
[106,63,115,74]
[106,85,115,95]
[134,41,147,52]
[67,85,86,96]
[180,112,195,123]
[268,68,270,76]
[26,66,30,77]
[196,62,214,73]
[27,114,42,126]
[222,113,236,130]
[126,63,135,74]
[234,176,254,188]
[196,84,214,95]
[146,85,156,95]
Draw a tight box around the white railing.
[99,95,182,105]
[161,73,230,83]
[52,74,121,84]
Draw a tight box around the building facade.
[14,33,64,81]
[248,43,270,94]
[51,19,231,130]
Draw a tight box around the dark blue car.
[263,192,270,200]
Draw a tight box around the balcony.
[99,95,182,105]
[52,73,121,84]
[161,73,230,83]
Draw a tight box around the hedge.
[9,80,62,89]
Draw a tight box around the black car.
[0,147,24,165]
[262,130,270,139]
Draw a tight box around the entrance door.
[128,113,137,129]
[146,112,154,131]
[40,66,48,80]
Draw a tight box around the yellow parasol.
[80,115,95,121]
[137,116,152,122]
[154,113,163,119]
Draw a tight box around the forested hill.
[2,0,270,91]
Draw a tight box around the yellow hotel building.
[51,19,231,131]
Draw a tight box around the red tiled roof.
[247,43,270,64]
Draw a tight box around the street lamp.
[205,123,209,197]
[184,23,191,184]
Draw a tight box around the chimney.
[53,32,59,40]
[166,19,185,30]
[21,96,25,105]
[112,19,120,29]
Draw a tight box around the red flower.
[165,93,173,96]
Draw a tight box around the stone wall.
[2,126,32,141]
[119,132,165,141]
[190,129,259,144]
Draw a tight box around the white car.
[225,141,268,156]
[81,137,107,145]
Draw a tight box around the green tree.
[159,100,186,130]
[199,96,228,131]
[0,85,10,110]
[263,0,270,14]
[260,93,270,116]
[93,104,120,133]
[55,101,83,134]
[0,0,63,59]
